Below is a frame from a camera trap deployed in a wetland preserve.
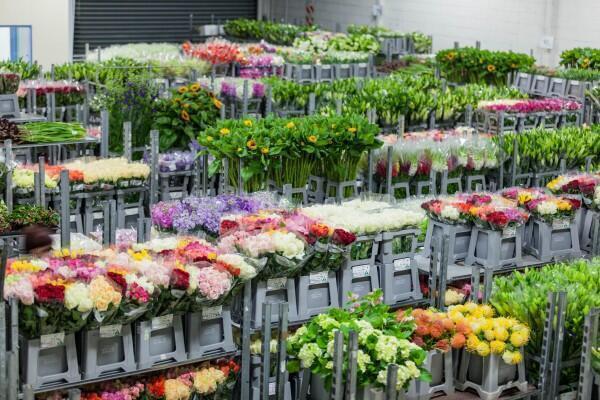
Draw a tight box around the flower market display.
[223,19,314,46]
[0,202,58,234]
[478,98,582,114]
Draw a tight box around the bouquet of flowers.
[287,290,429,391]
[448,303,530,364]
[469,205,529,231]
[182,39,241,65]
[401,308,470,353]
[478,98,582,114]
[0,71,20,94]
[547,173,600,199]
[62,157,150,188]
[521,195,581,224]
[421,199,471,225]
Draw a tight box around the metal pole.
[4,141,13,213]
[308,93,316,115]
[149,130,159,205]
[59,170,71,249]
[345,330,358,400]
[8,299,18,400]
[100,109,109,157]
[386,146,393,196]
[549,292,567,399]
[123,121,132,162]
[261,303,272,400]
[276,303,289,400]
[366,150,373,194]
[240,282,252,400]
[385,364,399,400]
[242,80,249,117]
[331,330,344,400]
[437,234,449,309]
[38,157,45,206]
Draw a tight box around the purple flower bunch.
[219,79,266,99]
[151,193,278,236]
[482,98,582,114]
[157,150,196,172]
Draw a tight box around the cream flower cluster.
[89,275,122,312]
[193,367,226,394]
[302,202,424,234]
[240,230,306,259]
[64,282,93,312]
[376,360,421,390]
[594,186,600,209]
[13,168,57,189]
[64,158,149,184]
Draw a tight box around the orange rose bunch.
[401,308,471,352]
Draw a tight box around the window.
[0,25,32,62]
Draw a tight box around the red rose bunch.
[107,271,128,295]
[220,219,239,235]
[170,268,190,290]
[332,228,356,246]
[34,283,65,303]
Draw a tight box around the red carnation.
[170,268,190,290]
[35,283,65,303]
[107,271,127,295]
[332,229,356,246]
[220,219,239,235]
[579,181,597,196]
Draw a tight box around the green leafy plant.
[436,47,534,85]
[154,83,221,151]
[491,259,600,384]
[224,18,314,46]
[287,290,430,391]
[560,47,600,69]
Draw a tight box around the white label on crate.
[269,382,277,396]
[267,277,287,291]
[552,219,570,230]
[309,271,328,285]
[393,258,411,271]
[40,332,65,349]
[169,163,176,172]
[99,324,122,338]
[202,305,223,320]
[502,226,516,238]
[152,314,173,330]
[352,264,371,279]
[160,354,168,361]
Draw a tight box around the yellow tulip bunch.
[448,302,530,364]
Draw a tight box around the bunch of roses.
[468,205,529,231]
[547,173,600,199]
[520,194,581,224]
[421,199,471,225]
[448,303,530,365]
[500,187,546,202]
[399,308,471,353]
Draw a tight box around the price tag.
[152,314,173,330]
[352,264,371,279]
[40,332,65,349]
[99,324,122,338]
[202,305,223,320]
[502,226,516,238]
[269,382,276,396]
[267,277,287,291]
[309,271,328,285]
[552,219,570,230]
[393,258,411,271]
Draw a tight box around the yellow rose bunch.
[193,367,226,394]
[448,303,530,364]
[164,378,192,400]
[89,275,122,312]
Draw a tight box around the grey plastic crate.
[488,112,519,134]
[530,75,550,96]
[353,62,370,78]
[296,271,339,321]
[378,229,419,264]
[524,218,581,262]
[135,314,187,369]
[518,112,542,131]
[81,324,136,379]
[466,174,486,192]
[339,263,380,305]
[580,209,597,252]
[324,179,358,202]
[315,65,334,83]
[456,352,528,400]
[422,220,472,262]
[311,374,407,400]
[465,226,523,269]
[288,64,315,83]
[334,64,353,79]
[267,180,308,205]
[307,175,326,204]
[21,333,80,390]
[378,261,422,306]
[513,72,532,93]
[439,170,463,195]
[541,112,561,129]
[406,350,454,399]
[252,278,298,328]
[547,77,567,97]
[565,80,587,100]
[186,305,237,359]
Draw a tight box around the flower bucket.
[21,333,80,390]
[580,209,598,252]
[135,314,187,369]
[422,220,472,263]
[406,350,454,400]
[186,305,237,359]
[456,352,528,400]
[465,226,523,269]
[310,374,406,400]
[251,278,299,328]
[296,270,339,321]
[81,324,136,379]
[525,218,581,262]
[339,234,382,304]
